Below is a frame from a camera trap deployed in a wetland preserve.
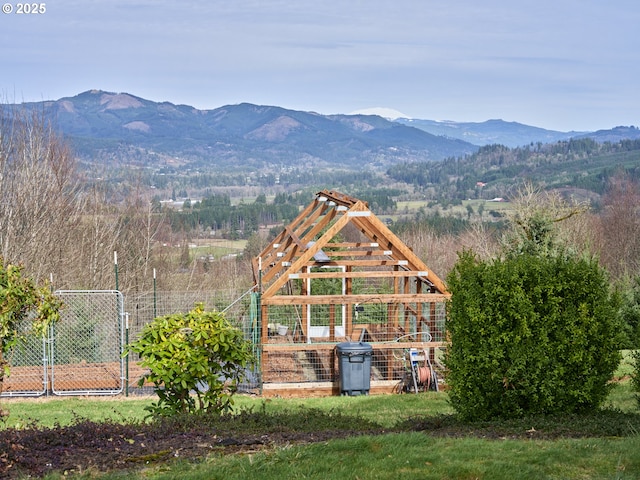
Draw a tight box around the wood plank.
[262,341,446,352]
[319,190,361,207]
[318,250,394,257]
[289,270,431,280]
[269,259,411,269]
[262,208,355,298]
[353,213,449,294]
[258,200,326,283]
[260,380,402,398]
[260,205,337,287]
[326,242,382,248]
[284,225,307,250]
[262,293,449,305]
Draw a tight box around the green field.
[396,198,513,218]
[188,239,247,259]
[2,370,640,479]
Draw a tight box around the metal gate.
[0,327,48,397]
[1,290,125,397]
[50,290,125,395]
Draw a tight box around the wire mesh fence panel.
[261,299,448,394]
[124,289,250,342]
[1,332,47,397]
[261,344,446,394]
[123,288,260,393]
[4,289,444,397]
[50,290,125,395]
[263,300,447,344]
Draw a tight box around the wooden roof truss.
[253,190,449,303]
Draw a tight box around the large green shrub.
[633,350,640,409]
[129,303,255,417]
[618,276,640,349]
[445,250,622,420]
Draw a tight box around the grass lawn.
[2,379,640,479]
[0,391,454,431]
[142,433,640,480]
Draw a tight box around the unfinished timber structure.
[252,190,450,397]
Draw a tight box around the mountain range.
[17,90,640,171]
[395,118,640,148]
[27,90,475,171]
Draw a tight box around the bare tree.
[64,184,123,289]
[598,173,640,281]
[0,105,83,283]
[502,182,589,257]
[114,190,166,293]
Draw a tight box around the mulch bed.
[0,419,381,478]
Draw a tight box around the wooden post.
[329,303,335,341]
[429,301,437,362]
[345,266,352,339]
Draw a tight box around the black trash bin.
[336,342,373,396]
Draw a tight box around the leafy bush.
[445,249,622,421]
[1,259,62,418]
[129,303,255,417]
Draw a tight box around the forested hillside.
[387,138,640,204]
[24,90,477,170]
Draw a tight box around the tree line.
[387,138,640,202]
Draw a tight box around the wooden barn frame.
[252,190,450,397]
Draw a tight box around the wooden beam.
[267,259,411,269]
[288,270,432,280]
[263,293,450,305]
[260,380,403,398]
[296,206,339,247]
[257,199,318,261]
[262,341,446,352]
[317,189,362,207]
[261,204,340,287]
[290,201,331,243]
[262,205,358,298]
[328,242,382,248]
[284,224,307,250]
[259,200,330,284]
[352,214,449,294]
[318,250,395,257]
[326,259,408,267]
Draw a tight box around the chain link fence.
[1,325,48,397]
[2,291,125,397]
[50,291,125,395]
[2,289,444,397]
[2,288,259,398]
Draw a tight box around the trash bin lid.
[336,341,373,353]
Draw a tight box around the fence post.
[114,251,119,291]
[125,312,129,397]
[153,268,157,318]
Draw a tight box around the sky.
[1,0,639,132]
